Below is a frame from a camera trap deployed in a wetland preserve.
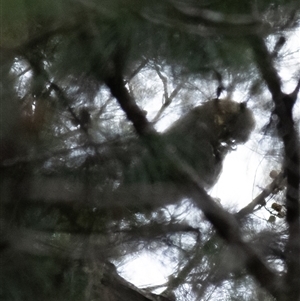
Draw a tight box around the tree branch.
[152,82,184,123]
[236,172,286,220]
[249,35,300,301]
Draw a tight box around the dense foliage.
[1,1,300,300]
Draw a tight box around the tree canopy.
[1,1,300,300]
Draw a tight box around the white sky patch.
[211,143,268,209]
[118,253,172,289]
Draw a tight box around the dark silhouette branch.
[49,82,90,134]
[236,172,286,220]
[152,82,184,123]
[105,73,155,137]
[249,34,300,301]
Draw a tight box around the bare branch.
[125,58,149,84]
[154,64,169,101]
[152,82,184,123]
[249,35,300,301]
[166,241,205,292]
[236,172,286,220]
[105,73,155,137]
